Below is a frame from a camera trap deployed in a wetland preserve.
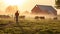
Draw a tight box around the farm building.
[31,5,57,19]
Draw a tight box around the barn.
[31,5,57,19]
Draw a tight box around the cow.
[35,16,39,19]
[35,16,45,19]
[19,16,25,19]
[53,17,57,20]
[39,17,45,19]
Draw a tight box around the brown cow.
[35,16,39,19]
[35,16,45,19]
[53,17,57,20]
[39,17,45,19]
[19,16,25,19]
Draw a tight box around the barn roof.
[36,5,57,15]
[32,5,57,15]
[37,5,54,11]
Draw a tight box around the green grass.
[0,18,60,34]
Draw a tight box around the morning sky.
[0,0,60,15]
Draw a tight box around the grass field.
[0,18,60,34]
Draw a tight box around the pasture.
[0,18,60,34]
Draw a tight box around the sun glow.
[4,0,26,5]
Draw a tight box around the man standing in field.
[15,11,25,34]
[15,11,19,23]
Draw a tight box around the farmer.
[15,11,19,23]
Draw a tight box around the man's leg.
[16,17,18,23]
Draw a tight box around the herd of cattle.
[0,15,57,20]
[19,16,57,20]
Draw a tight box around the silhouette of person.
[15,11,19,23]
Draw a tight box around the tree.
[6,5,18,15]
[55,0,60,9]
